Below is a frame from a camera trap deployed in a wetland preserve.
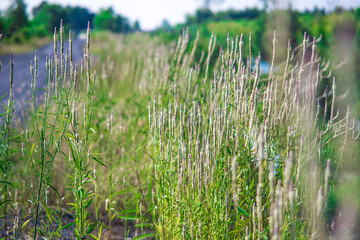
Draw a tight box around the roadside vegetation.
[0,0,139,55]
[0,14,359,238]
[0,1,359,239]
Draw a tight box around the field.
[0,21,359,240]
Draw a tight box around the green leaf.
[133,233,155,239]
[90,152,105,156]
[85,198,93,209]
[134,223,153,228]
[88,234,99,240]
[0,180,21,189]
[43,204,54,225]
[0,200,11,207]
[118,215,139,221]
[86,223,96,234]
[237,206,249,218]
[65,134,75,139]
[47,182,61,197]
[0,94,8,101]
[60,221,76,230]
[92,157,107,168]
[29,143,35,157]
[8,134,21,140]
[89,221,109,229]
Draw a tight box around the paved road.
[0,39,85,119]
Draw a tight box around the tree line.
[0,0,140,43]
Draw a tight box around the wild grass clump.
[0,20,108,239]
[147,31,358,239]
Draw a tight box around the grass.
[146,31,356,239]
[0,21,359,239]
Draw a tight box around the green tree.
[195,8,213,24]
[132,20,141,32]
[32,1,48,17]
[31,4,69,32]
[0,17,5,34]
[94,8,130,33]
[7,0,28,34]
[160,19,172,32]
[94,8,114,31]
[66,6,95,30]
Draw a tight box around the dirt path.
[0,39,85,119]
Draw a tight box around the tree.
[114,15,130,33]
[31,4,69,32]
[0,17,5,35]
[32,1,48,17]
[66,6,95,30]
[132,20,141,32]
[7,0,28,34]
[160,19,172,32]
[94,8,114,31]
[195,8,213,24]
[94,8,130,33]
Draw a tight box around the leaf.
[134,223,153,228]
[29,143,36,157]
[60,221,76,230]
[22,219,32,229]
[0,180,21,189]
[86,223,96,234]
[65,134,75,139]
[91,221,109,229]
[66,203,77,207]
[90,152,105,156]
[8,134,21,140]
[133,233,155,240]
[0,200,11,207]
[237,206,249,218]
[92,157,106,168]
[47,182,61,198]
[88,234,99,240]
[43,204,54,225]
[118,215,139,221]
[0,94,8,101]
[85,198,93,209]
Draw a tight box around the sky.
[1,0,360,30]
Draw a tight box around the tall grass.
[0,20,107,239]
[146,31,358,238]
[0,52,21,239]
[0,22,358,239]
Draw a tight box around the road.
[0,39,85,119]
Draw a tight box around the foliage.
[31,3,69,33]
[93,8,130,33]
[6,0,28,34]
